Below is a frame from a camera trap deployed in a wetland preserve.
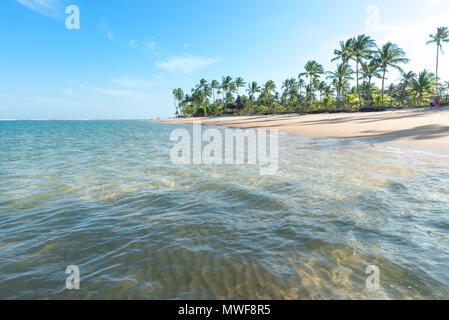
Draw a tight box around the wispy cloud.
[143,41,163,56]
[156,55,218,74]
[129,40,137,48]
[16,0,66,19]
[107,32,118,43]
[365,8,449,81]
[99,17,119,43]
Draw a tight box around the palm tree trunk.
[368,77,372,105]
[173,98,178,117]
[381,69,386,107]
[436,45,439,92]
[356,61,361,109]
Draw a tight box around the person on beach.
[430,97,434,107]
[435,97,440,107]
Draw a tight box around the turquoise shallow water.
[1,120,449,299]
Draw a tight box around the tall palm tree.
[196,79,212,105]
[360,59,382,104]
[172,88,184,117]
[398,71,417,105]
[281,78,299,102]
[172,88,179,116]
[410,70,435,106]
[426,27,449,90]
[211,80,219,103]
[203,85,212,105]
[348,35,376,108]
[374,42,409,107]
[399,71,417,88]
[316,81,327,101]
[235,77,246,96]
[282,79,291,100]
[263,80,276,107]
[197,79,208,91]
[301,60,324,88]
[247,81,261,100]
[298,78,306,96]
[332,38,353,64]
[327,63,353,100]
[228,82,237,102]
[221,76,232,101]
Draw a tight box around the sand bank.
[156,107,449,156]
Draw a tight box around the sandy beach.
[157,107,449,155]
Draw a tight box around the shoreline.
[155,107,449,158]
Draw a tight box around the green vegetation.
[173,28,448,117]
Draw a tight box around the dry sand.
[156,107,449,156]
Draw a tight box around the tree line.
[173,27,449,117]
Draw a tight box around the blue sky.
[1,0,448,119]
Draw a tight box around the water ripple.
[0,120,448,299]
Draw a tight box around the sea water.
[1,120,448,299]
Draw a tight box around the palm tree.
[327,63,353,100]
[281,79,290,100]
[203,85,212,105]
[360,59,382,104]
[399,71,417,88]
[281,78,295,100]
[316,81,327,101]
[211,80,219,103]
[374,42,409,107]
[332,38,353,64]
[298,78,306,96]
[172,88,184,117]
[247,81,261,101]
[263,80,276,107]
[410,70,435,106]
[398,71,417,105]
[301,60,325,86]
[172,88,179,116]
[235,77,246,96]
[444,81,449,103]
[198,79,207,88]
[348,35,376,108]
[196,79,212,105]
[221,76,232,101]
[426,27,449,90]
[228,82,237,102]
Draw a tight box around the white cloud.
[321,5,449,87]
[367,14,449,82]
[156,55,218,74]
[129,40,137,48]
[144,41,156,50]
[99,18,119,43]
[143,41,163,56]
[16,0,65,19]
[107,32,118,43]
